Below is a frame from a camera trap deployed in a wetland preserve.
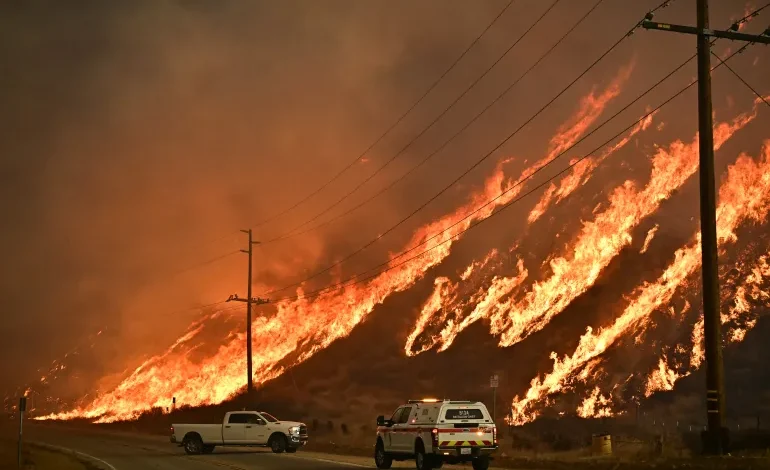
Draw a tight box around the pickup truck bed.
[171,411,308,455]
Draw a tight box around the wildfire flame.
[509,140,770,424]
[405,64,638,355]
[38,62,639,423]
[406,104,758,358]
[33,53,769,426]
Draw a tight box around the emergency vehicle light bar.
[407,399,479,404]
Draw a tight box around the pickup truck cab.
[171,410,308,455]
[374,399,497,470]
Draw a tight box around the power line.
[268,0,562,243]
[269,39,758,304]
[261,0,608,245]
[261,0,674,297]
[166,250,241,278]
[710,50,770,109]
[247,0,518,231]
[730,2,770,28]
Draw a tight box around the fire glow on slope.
[404,65,636,356]
[528,111,655,223]
[493,108,758,349]
[40,65,637,423]
[405,106,757,357]
[509,141,770,425]
[644,251,770,397]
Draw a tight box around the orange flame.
[493,108,758,349]
[509,140,770,425]
[647,251,770,394]
[576,387,613,418]
[639,224,659,254]
[405,64,637,356]
[528,111,655,223]
[407,105,756,359]
[644,357,682,397]
[42,64,637,423]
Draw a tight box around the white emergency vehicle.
[374,399,497,470]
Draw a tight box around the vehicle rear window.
[444,408,484,420]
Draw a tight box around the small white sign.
[490,374,499,388]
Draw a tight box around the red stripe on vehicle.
[482,440,492,445]
[440,441,450,446]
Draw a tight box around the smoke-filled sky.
[1,0,767,396]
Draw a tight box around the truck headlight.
[289,426,300,435]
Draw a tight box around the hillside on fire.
[2,0,770,443]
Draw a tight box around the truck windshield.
[260,412,278,422]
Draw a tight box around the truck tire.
[414,441,434,470]
[183,434,203,455]
[374,440,392,469]
[202,445,215,454]
[472,456,490,470]
[269,434,287,454]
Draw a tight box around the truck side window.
[397,406,413,424]
[228,413,248,424]
[390,408,404,423]
[245,415,260,424]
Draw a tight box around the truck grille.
[299,425,308,436]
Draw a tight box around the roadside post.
[490,375,499,424]
[18,396,26,469]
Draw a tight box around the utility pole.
[642,2,770,455]
[226,229,269,395]
[18,396,25,469]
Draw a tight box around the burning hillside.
[33,66,770,425]
[5,2,767,431]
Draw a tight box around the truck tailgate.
[437,425,494,447]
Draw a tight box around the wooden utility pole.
[642,1,770,455]
[226,229,268,394]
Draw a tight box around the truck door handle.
[225,426,231,428]
[245,426,252,428]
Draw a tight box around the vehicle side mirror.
[256,419,266,426]
[376,415,385,426]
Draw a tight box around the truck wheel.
[414,442,434,470]
[472,456,490,470]
[269,434,287,454]
[374,440,392,469]
[202,445,215,454]
[183,435,203,455]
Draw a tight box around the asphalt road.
[25,423,371,470]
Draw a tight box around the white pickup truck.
[170,410,308,455]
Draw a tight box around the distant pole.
[490,375,499,424]
[244,229,254,394]
[226,230,268,396]
[18,396,26,469]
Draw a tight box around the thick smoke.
[1,0,766,412]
